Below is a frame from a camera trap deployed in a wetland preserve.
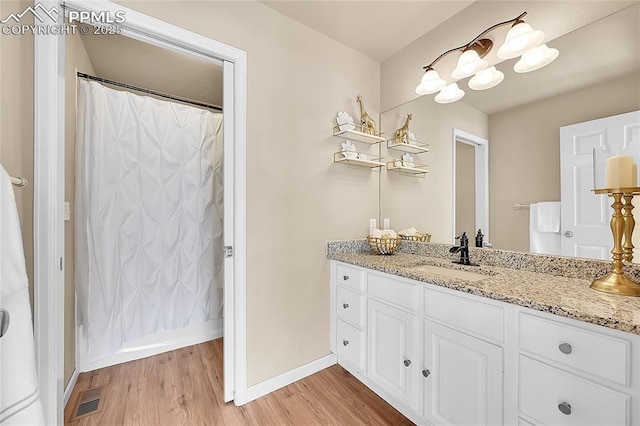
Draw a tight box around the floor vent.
[71,387,104,420]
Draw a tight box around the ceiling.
[260,1,474,61]
[80,30,223,107]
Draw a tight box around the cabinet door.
[423,320,503,426]
[367,299,417,409]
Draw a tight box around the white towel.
[535,201,561,233]
[0,165,45,425]
[529,202,561,255]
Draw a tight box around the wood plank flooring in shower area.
[64,338,413,425]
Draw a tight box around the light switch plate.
[64,201,71,221]
[369,219,377,230]
[383,218,390,229]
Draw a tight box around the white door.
[560,110,640,259]
[423,320,503,426]
[367,299,417,409]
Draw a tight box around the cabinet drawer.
[336,319,364,370]
[519,356,629,426]
[336,263,364,291]
[424,288,504,343]
[336,286,364,328]
[519,313,630,386]
[368,273,416,311]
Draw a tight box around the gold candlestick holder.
[591,187,640,297]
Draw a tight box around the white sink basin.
[408,264,491,282]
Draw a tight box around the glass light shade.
[468,66,504,90]
[415,69,447,95]
[497,22,545,59]
[451,49,488,79]
[435,83,465,104]
[514,44,559,73]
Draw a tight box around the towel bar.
[10,176,28,187]
[513,203,530,210]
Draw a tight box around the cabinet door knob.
[421,369,430,378]
[558,343,572,354]
[342,340,349,346]
[343,275,350,281]
[564,231,573,238]
[558,402,572,415]
[343,303,349,309]
[403,359,411,367]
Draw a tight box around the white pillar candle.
[606,155,634,188]
[633,163,638,187]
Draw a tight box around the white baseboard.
[241,354,337,405]
[63,368,80,406]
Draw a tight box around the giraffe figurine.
[356,95,377,135]
[394,113,413,143]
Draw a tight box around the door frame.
[452,128,489,245]
[34,1,247,423]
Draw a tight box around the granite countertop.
[328,251,640,336]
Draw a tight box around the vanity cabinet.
[422,320,503,425]
[368,299,418,409]
[517,313,633,426]
[329,260,640,426]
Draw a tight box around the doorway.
[452,129,489,245]
[34,1,247,423]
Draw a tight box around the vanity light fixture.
[415,12,558,103]
[435,83,465,104]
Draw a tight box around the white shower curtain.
[75,80,223,362]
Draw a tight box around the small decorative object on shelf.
[356,95,378,136]
[367,235,402,255]
[394,113,413,143]
[590,186,640,297]
[336,111,355,132]
[401,152,414,168]
[341,140,358,159]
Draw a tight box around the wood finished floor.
[64,338,413,425]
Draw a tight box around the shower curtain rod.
[77,72,223,112]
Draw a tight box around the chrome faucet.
[449,232,478,266]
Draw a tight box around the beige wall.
[380,100,487,244]
[0,1,34,302]
[489,72,640,253]
[115,0,380,386]
[63,32,96,386]
[455,141,475,237]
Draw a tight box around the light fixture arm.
[422,11,527,70]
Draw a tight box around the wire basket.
[399,233,431,242]
[367,236,402,255]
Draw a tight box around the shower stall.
[74,77,224,370]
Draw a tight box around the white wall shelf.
[334,152,384,169]
[386,161,429,177]
[333,126,385,144]
[387,139,430,154]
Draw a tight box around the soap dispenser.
[475,229,484,248]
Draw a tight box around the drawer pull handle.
[342,340,349,346]
[343,303,349,309]
[558,402,571,415]
[403,359,411,367]
[559,343,572,354]
[421,369,430,378]
[343,275,350,281]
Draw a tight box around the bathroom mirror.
[380,4,640,260]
